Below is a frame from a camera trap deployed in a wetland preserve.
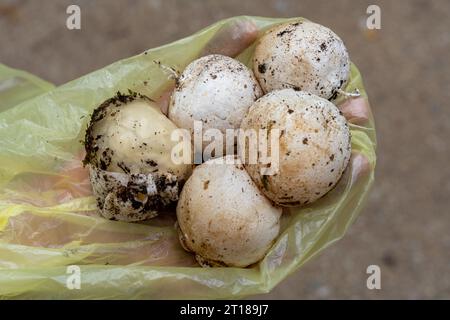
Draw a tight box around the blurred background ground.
[0,0,449,299]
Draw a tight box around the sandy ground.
[0,0,449,299]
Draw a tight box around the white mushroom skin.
[84,92,191,221]
[240,89,351,207]
[176,155,282,267]
[253,21,350,100]
[168,54,263,144]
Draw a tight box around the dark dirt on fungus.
[258,63,267,74]
[261,175,270,191]
[95,171,182,219]
[120,176,172,213]
[328,89,339,101]
[145,159,158,167]
[277,29,293,37]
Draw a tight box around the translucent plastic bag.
[0,16,376,299]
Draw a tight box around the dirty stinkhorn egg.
[83,92,191,221]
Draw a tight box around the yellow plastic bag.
[0,16,376,299]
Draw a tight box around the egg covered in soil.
[83,91,191,221]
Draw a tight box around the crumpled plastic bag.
[0,16,376,299]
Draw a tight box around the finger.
[200,18,259,57]
[338,97,371,125]
[350,151,372,184]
